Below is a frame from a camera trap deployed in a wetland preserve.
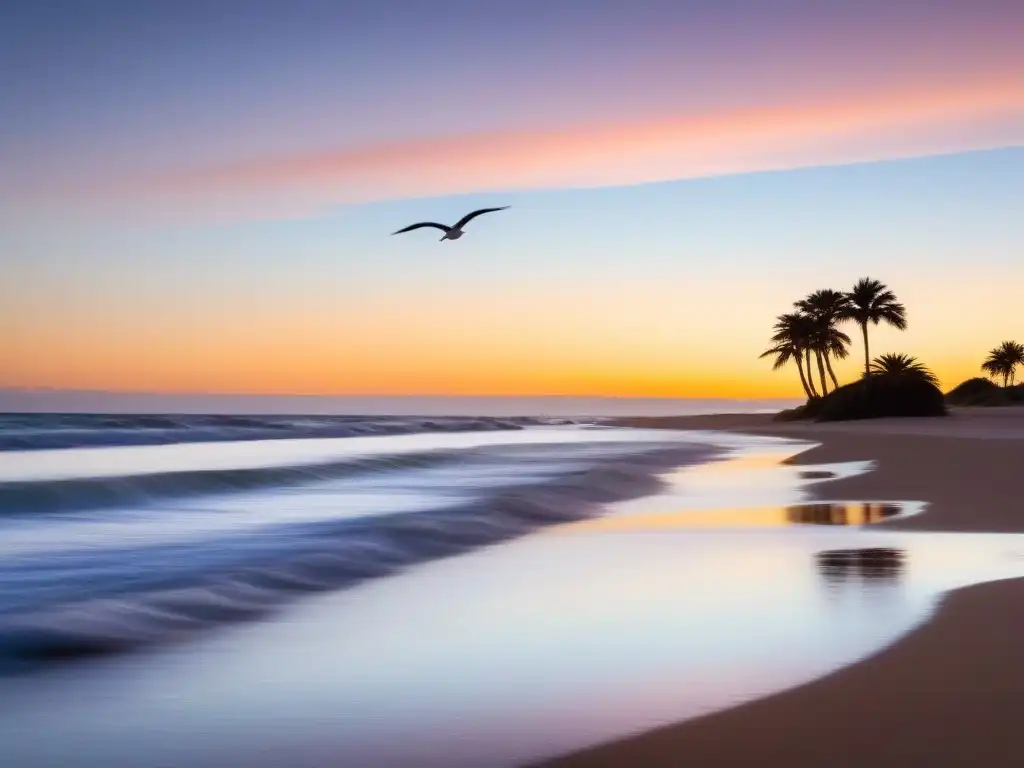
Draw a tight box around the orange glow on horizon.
[3,271,1019,400]
[6,6,1023,407]
[0,337,1004,401]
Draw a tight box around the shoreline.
[542,407,1024,767]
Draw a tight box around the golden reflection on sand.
[666,448,799,478]
[559,502,907,533]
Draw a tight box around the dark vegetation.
[762,278,943,421]
[762,278,1023,421]
[775,361,946,422]
[943,343,1024,406]
[945,378,1024,407]
[781,372,946,422]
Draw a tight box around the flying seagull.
[391,206,510,241]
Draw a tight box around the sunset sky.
[3,0,1023,399]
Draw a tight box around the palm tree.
[817,323,852,390]
[795,289,852,391]
[760,312,816,398]
[760,340,813,399]
[997,341,1023,386]
[981,341,1024,387]
[981,349,1010,386]
[869,353,938,387]
[840,278,908,377]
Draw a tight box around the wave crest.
[0,442,717,670]
[0,414,582,452]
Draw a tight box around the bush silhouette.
[946,378,1024,407]
[780,374,946,422]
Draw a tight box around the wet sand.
[544,407,1024,767]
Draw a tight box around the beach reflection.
[5,524,1007,768]
[816,547,907,584]
[611,442,876,516]
[790,502,903,526]
[2,441,1023,768]
[798,470,836,480]
[559,500,915,533]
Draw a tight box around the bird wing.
[453,206,509,230]
[391,222,451,235]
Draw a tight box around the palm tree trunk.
[823,352,840,389]
[815,350,829,395]
[794,354,812,399]
[861,322,870,376]
[804,349,819,397]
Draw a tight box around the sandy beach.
[544,407,1024,767]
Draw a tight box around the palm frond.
[840,278,908,330]
[760,343,796,371]
[869,353,938,386]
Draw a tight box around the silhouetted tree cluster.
[981,341,1024,387]
[760,277,911,399]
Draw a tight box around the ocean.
[0,390,799,417]
[2,413,1023,766]
[0,414,725,666]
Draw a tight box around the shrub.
[945,378,1024,406]
[813,374,946,421]
[946,377,1006,406]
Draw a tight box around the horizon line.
[0,387,799,402]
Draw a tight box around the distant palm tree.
[981,341,1024,387]
[795,289,852,391]
[760,312,816,398]
[840,278,907,377]
[869,353,938,387]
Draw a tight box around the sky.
[2,0,1023,400]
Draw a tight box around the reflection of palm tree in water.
[787,502,901,526]
[816,547,906,584]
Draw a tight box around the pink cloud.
[19,79,1024,223]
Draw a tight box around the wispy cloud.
[18,80,1024,223]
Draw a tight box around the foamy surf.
[0,424,722,670]
[0,413,579,452]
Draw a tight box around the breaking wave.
[0,427,721,671]
[0,413,580,452]
[0,451,460,516]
